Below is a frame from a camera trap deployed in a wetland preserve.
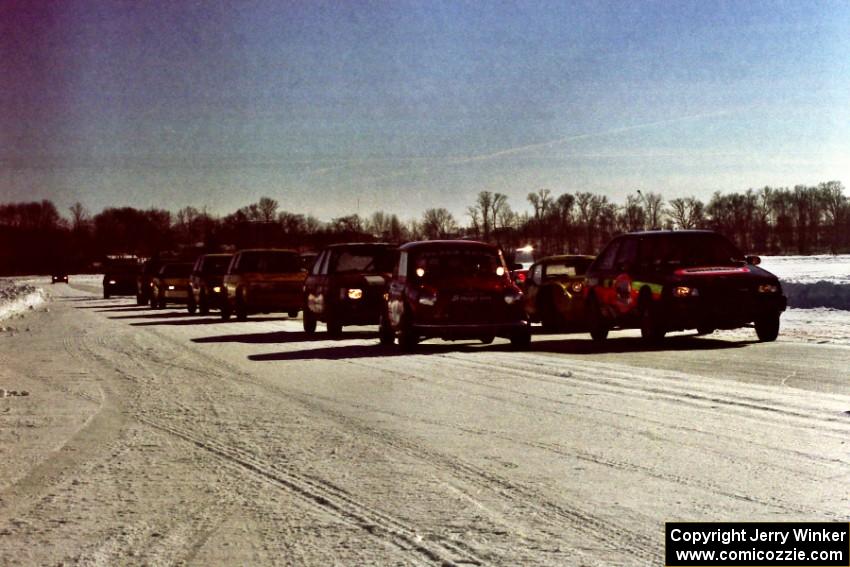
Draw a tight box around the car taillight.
[673,286,698,297]
[516,272,527,283]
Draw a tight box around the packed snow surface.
[760,254,850,285]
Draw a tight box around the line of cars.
[96,230,788,349]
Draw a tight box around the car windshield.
[105,260,138,274]
[412,248,504,279]
[330,247,395,274]
[202,256,231,275]
[161,263,192,277]
[238,251,300,273]
[639,234,744,267]
[544,257,593,278]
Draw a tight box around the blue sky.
[1,0,848,221]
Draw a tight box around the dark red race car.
[380,240,530,350]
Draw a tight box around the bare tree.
[257,197,279,222]
[421,208,458,239]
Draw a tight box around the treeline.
[0,182,847,275]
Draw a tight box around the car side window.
[531,264,543,285]
[312,251,326,275]
[597,241,621,270]
[319,251,331,275]
[396,251,408,281]
[615,238,638,270]
[228,254,240,275]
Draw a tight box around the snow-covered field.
[761,254,850,284]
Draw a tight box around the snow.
[0,280,46,322]
[760,254,850,285]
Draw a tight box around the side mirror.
[745,255,761,266]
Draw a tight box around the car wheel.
[397,312,418,351]
[326,316,342,337]
[187,291,197,314]
[378,311,394,346]
[136,293,146,306]
[479,335,495,345]
[639,297,665,344]
[150,290,159,309]
[754,312,780,342]
[198,291,210,315]
[235,292,248,321]
[586,297,608,342]
[539,290,561,332]
[220,301,231,320]
[287,310,298,318]
[157,295,167,309]
[696,326,715,336]
[303,307,317,334]
[510,327,531,349]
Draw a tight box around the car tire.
[158,295,167,309]
[198,291,209,315]
[303,307,317,334]
[397,312,418,351]
[378,311,394,346]
[220,301,231,320]
[754,312,780,342]
[509,328,531,349]
[235,292,248,321]
[696,326,715,336]
[187,291,197,314]
[136,293,146,306]
[287,310,299,318]
[539,289,561,332]
[639,297,665,344]
[326,317,342,337]
[586,297,608,342]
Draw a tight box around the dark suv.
[188,253,232,314]
[303,243,396,336]
[381,240,531,350]
[584,230,786,343]
[103,257,139,299]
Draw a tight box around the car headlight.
[347,288,363,300]
[673,286,698,298]
[504,290,522,305]
[167,285,175,290]
[108,280,116,285]
[496,266,505,277]
[418,291,437,306]
[758,284,780,293]
[570,282,583,294]
[212,286,221,293]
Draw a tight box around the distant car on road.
[51,272,69,284]
[584,230,787,343]
[221,249,306,321]
[150,262,193,309]
[381,240,530,350]
[103,257,139,299]
[524,255,595,331]
[188,253,233,315]
[303,243,396,336]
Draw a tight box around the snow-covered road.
[1,280,849,566]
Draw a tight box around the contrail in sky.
[355,109,734,184]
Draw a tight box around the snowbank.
[760,254,850,284]
[0,280,46,322]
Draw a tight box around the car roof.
[324,242,394,249]
[235,248,298,254]
[201,253,232,258]
[399,239,497,252]
[535,254,595,264]
[619,229,717,238]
